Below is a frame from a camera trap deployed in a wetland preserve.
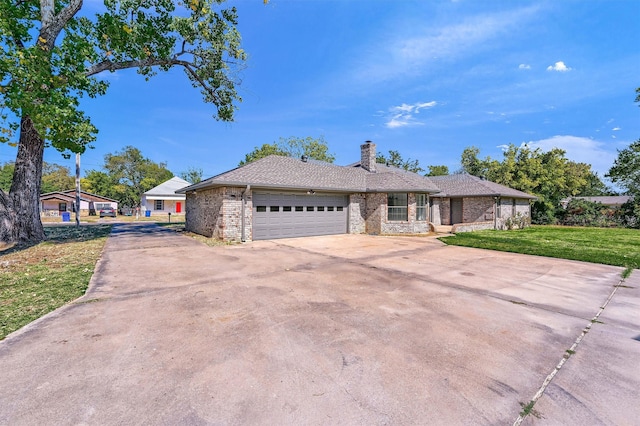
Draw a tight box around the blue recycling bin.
[61,212,71,222]
[145,210,151,217]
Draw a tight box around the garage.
[253,192,349,240]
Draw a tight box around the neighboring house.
[560,196,633,209]
[428,174,537,232]
[178,142,536,242]
[40,190,118,216]
[141,176,191,215]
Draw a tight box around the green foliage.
[426,165,449,176]
[180,166,203,184]
[439,226,640,269]
[558,198,619,227]
[606,139,640,197]
[1,161,74,193]
[0,0,246,154]
[0,162,15,192]
[40,162,74,193]
[504,212,530,230]
[616,198,640,229]
[376,150,424,173]
[460,144,602,224]
[83,146,173,207]
[239,136,335,166]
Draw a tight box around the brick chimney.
[360,141,376,172]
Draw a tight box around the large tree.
[426,165,449,177]
[376,149,424,174]
[40,162,75,193]
[606,139,640,197]
[180,166,203,184]
[1,160,76,193]
[460,144,604,223]
[0,0,246,243]
[239,136,335,166]
[83,146,173,207]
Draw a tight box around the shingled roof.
[144,176,191,196]
[178,155,440,194]
[428,174,537,199]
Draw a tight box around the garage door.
[253,192,348,240]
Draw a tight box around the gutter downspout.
[241,185,250,242]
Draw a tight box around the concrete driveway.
[0,223,638,425]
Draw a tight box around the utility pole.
[75,153,80,227]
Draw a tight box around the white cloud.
[546,61,572,72]
[525,135,616,178]
[385,101,437,128]
[353,5,540,84]
[518,64,531,70]
[612,127,621,131]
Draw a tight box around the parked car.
[99,207,116,218]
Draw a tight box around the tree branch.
[85,57,173,76]
[39,0,82,49]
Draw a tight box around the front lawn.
[439,226,640,269]
[0,225,111,340]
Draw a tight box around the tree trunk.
[0,116,46,244]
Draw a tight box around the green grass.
[439,226,640,270]
[0,225,111,340]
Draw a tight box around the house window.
[256,206,267,212]
[388,193,408,221]
[283,206,292,212]
[155,200,164,210]
[496,198,501,218]
[416,194,427,221]
[295,206,303,212]
[58,202,67,212]
[95,203,110,210]
[270,206,279,212]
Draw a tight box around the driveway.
[0,223,638,425]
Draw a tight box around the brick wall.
[364,193,385,234]
[439,198,451,225]
[185,187,224,237]
[349,193,366,233]
[463,196,494,223]
[430,198,442,225]
[219,187,252,242]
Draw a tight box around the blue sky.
[2,0,639,186]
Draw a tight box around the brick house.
[429,174,536,232]
[178,142,535,242]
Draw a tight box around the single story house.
[40,190,118,216]
[560,195,633,209]
[178,142,536,242]
[141,176,191,215]
[428,174,537,232]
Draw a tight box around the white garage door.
[253,192,349,240]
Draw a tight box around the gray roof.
[178,156,440,194]
[563,196,633,206]
[428,174,537,199]
[144,176,191,196]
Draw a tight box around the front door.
[451,198,463,224]
[176,202,182,213]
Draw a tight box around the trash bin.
[145,210,151,217]
[61,212,71,222]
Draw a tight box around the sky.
[1,0,639,187]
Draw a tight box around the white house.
[141,176,191,215]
